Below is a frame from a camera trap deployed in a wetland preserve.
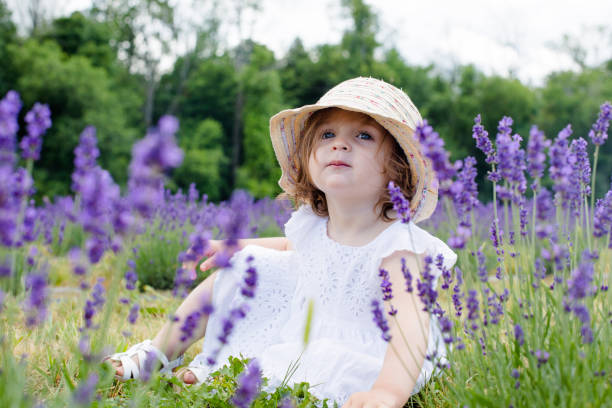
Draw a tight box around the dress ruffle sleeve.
[283,205,322,251]
[372,221,457,288]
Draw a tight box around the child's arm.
[194,237,292,273]
[237,237,291,251]
[342,250,427,408]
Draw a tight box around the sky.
[7,0,612,86]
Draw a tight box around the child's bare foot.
[181,370,197,384]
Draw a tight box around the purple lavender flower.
[495,117,527,195]
[111,197,133,237]
[173,266,194,298]
[128,303,139,324]
[476,249,488,283]
[0,259,10,278]
[13,167,35,201]
[371,299,391,341]
[593,190,612,238]
[188,182,199,205]
[125,259,137,290]
[388,181,411,223]
[216,304,249,346]
[69,248,87,277]
[472,114,496,164]
[452,267,463,317]
[495,117,514,181]
[241,256,257,298]
[180,311,201,342]
[178,292,211,343]
[581,325,594,344]
[75,164,120,264]
[0,167,19,246]
[140,350,157,382]
[526,125,550,185]
[436,253,452,290]
[536,187,554,221]
[567,137,591,215]
[24,271,48,327]
[511,368,520,389]
[514,323,524,346]
[549,125,574,206]
[489,218,501,248]
[416,256,438,313]
[414,120,456,196]
[26,245,38,266]
[231,359,262,408]
[588,101,611,146]
[566,257,595,301]
[72,126,99,192]
[22,204,38,242]
[379,268,393,301]
[222,190,253,248]
[72,372,99,405]
[20,103,51,161]
[448,157,479,249]
[439,315,453,344]
[533,349,550,368]
[128,115,183,219]
[0,90,22,168]
[83,300,96,329]
[181,228,211,280]
[82,279,106,330]
[518,199,528,237]
[401,257,413,292]
[466,290,479,331]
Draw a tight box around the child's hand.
[197,239,225,273]
[341,388,402,408]
[181,240,221,276]
[182,240,241,276]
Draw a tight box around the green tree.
[41,11,115,71]
[537,63,612,197]
[8,39,138,197]
[173,118,228,201]
[0,0,17,95]
[340,0,379,76]
[235,44,284,198]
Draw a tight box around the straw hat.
[269,76,438,223]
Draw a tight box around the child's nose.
[331,137,349,151]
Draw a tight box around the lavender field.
[0,90,610,407]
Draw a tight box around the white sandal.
[104,339,184,380]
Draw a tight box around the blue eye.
[358,132,373,140]
[322,131,335,139]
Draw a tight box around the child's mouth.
[328,161,350,167]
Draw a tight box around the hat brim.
[269,102,438,223]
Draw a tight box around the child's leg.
[152,270,218,358]
[112,270,218,380]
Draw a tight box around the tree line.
[1,0,610,202]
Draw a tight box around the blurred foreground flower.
[231,359,262,408]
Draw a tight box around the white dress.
[190,205,457,405]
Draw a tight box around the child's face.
[307,109,392,202]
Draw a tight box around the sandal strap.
[106,339,184,380]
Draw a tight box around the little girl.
[106,77,457,407]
